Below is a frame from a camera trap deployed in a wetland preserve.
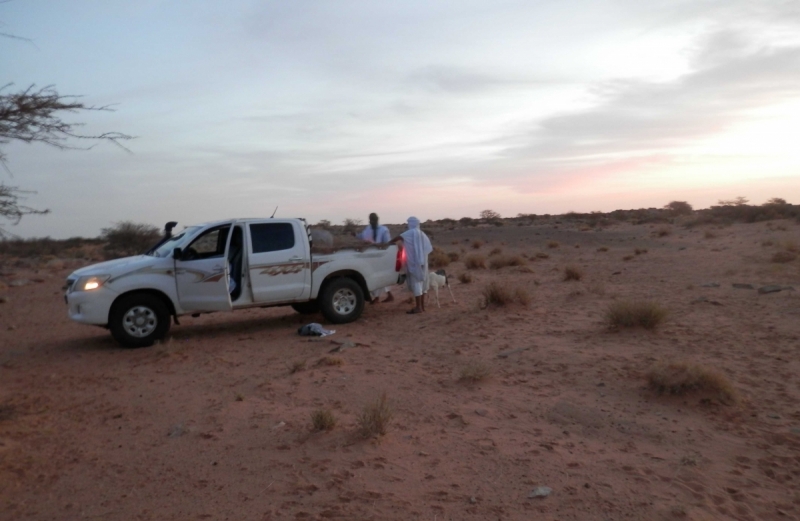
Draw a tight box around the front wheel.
[109,293,171,348]
[319,278,364,324]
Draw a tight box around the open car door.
[174,224,234,312]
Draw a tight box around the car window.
[250,223,295,253]
[186,225,230,259]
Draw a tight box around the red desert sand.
[1,220,799,520]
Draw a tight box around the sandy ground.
[1,220,799,521]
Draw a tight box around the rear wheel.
[109,293,171,348]
[291,301,320,315]
[320,278,364,324]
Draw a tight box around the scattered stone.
[528,486,552,499]
[767,414,781,420]
[9,279,30,287]
[597,382,605,387]
[732,283,754,289]
[758,285,783,295]
[612,271,621,275]
[0,296,8,304]
[474,409,489,417]
[678,247,686,250]
[272,421,286,430]
[469,496,477,504]
[701,282,720,288]
[497,347,528,358]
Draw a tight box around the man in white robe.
[356,213,394,303]
[390,216,432,314]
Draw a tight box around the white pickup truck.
[65,218,401,348]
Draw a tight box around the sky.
[2,0,800,238]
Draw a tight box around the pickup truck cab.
[66,218,400,348]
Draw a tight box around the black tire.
[109,293,171,348]
[319,278,364,324]
[291,301,320,315]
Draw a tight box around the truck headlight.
[73,275,111,292]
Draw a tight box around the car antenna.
[270,206,278,218]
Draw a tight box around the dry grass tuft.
[605,300,668,330]
[597,246,609,252]
[517,265,535,274]
[464,254,487,269]
[563,265,584,281]
[771,251,797,263]
[357,392,393,438]
[472,240,484,249]
[458,272,473,284]
[429,248,451,268]
[534,252,550,260]
[704,231,717,239]
[447,251,460,262]
[316,356,343,367]
[489,247,503,256]
[647,362,738,404]
[288,360,307,374]
[514,287,532,306]
[489,254,527,269]
[481,282,514,306]
[655,227,671,237]
[761,240,774,247]
[547,240,560,249]
[622,255,634,261]
[458,360,491,383]
[311,409,337,432]
[635,248,648,255]
[784,240,799,253]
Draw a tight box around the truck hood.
[69,255,159,279]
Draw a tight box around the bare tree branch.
[0,183,49,233]
[0,84,134,164]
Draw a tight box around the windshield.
[148,226,202,258]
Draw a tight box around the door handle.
[288,256,303,262]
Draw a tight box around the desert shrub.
[514,287,532,305]
[704,231,717,239]
[489,247,502,256]
[655,226,671,237]
[647,362,737,404]
[563,265,584,281]
[101,221,161,259]
[761,240,774,247]
[547,240,559,249]
[357,392,393,438]
[458,361,491,383]
[342,218,362,234]
[311,409,337,432]
[597,246,609,252]
[429,248,451,268]
[622,255,634,261]
[663,201,693,216]
[482,282,514,306]
[772,251,797,263]
[481,282,530,306]
[472,240,484,249]
[634,248,648,255]
[517,265,534,274]
[464,254,487,269]
[489,254,526,269]
[605,300,668,330]
[534,252,550,259]
[447,251,460,262]
[785,240,799,253]
[288,360,307,374]
[458,272,473,283]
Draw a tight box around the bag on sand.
[297,323,335,337]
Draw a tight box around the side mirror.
[173,247,182,260]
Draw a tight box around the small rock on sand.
[9,279,30,287]
[701,282,720,288]
[528,487,552,499]
[758,285,783,294]
[732,283,754,289]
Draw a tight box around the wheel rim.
[122,305,158,338]
[332,288,357,315]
